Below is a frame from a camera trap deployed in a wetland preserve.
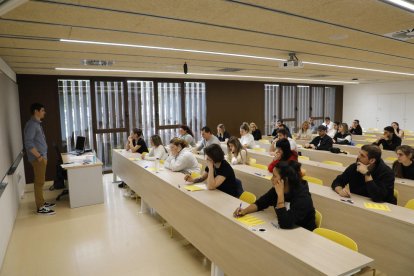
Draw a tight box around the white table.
[61,153,104,208]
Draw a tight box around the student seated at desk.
[304,125,333,151]
[270,129,297,152]
[164,138,200,174]
[125,128,148,154]
[216,123,231,142]
[268,139,298,173]
[271,121,292,138]
[227,137,249,165]
[393,145,414,180]
[331,145,396,204]
[234,161,316,231]
[333,123,352,145]
[250,122,262,141]
[372,126,402,151]
[327,121,339,138]
[185,144,244,198]
[240,124,255,149]
[392,121,405,139]
[142,135,168,161]
[179,125,196,147]
[296,121,313,140]
[349,119,362,135]
[195,126,221,154]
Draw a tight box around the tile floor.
[0,174,210,276]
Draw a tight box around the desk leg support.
[139,199,150,214]
[112,173,122,184]
[211,262,224,276]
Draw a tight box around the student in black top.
[126,128,148,153]
[304,125,333,151]
[271,120,291,138]
[393,145,414,180]
[216,124,231,142]
[185,144,243,198]
[234,161,316,231]
[349,119,363,135]
[372,126,402,151]
[250,122,262,141]
[332,145,396,204]
[333,123,352,145]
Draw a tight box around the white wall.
[343,80,414,131]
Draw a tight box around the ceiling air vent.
[82,59,114,66]
[218,68,243,72]
[384,28,414,41]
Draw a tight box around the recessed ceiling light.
[382,0,414,12]
[54,67,359,84]
[60,39,414,77]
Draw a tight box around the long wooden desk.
[245,150,414,207]
[61,153,104,208]
[113,149,372,276]
[194,154,414,276]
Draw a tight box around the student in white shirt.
[164,138,200,174]
[327,121,339,138]
[142,134,168,161]
[227,136,249,165]
[240,124,255,149]
[179,125,196,147]
[270,128,297,152]
[322,117,334,131]
[296,121,313,140]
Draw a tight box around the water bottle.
[155,158,160,172]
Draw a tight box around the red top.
[267,151,298,173]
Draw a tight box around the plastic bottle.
[155,158,160,172]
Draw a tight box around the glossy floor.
[0,174,210,276]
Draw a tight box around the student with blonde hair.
[240,123,255,149]
[250,122,262,141]
[216,123,231,142]
[296,121,312,140]
[164,138,200,174]
[227,137,249,165]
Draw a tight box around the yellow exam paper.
[183,185,205,192]
[236,214,265,226]
[128,157,140,161]
[364,202,391,211]
[264,175,272,180]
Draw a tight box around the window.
[127,81,155,143]
[185,82,206,142]
[58,80,93,152]
[264,84,336,133]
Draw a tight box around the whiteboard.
[0,72,22,183]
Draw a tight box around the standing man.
[24,103,55,215]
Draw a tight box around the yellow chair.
[323,160,343,167]
[298,155,310,161]
[364,134,377,137]
[367,128,379,132]
[394,188,399,204]
[313,228,358,251]
[405,199,414,210]
[384,156,397,163]
[249,158,257,165]
[159,159,165,164]
[250,163,268,171]
[315,209,322,228]
[364,138,376,143]
[252,147,266,152]
[239,191,257,204]
[303,175,323,186]
[355,144,363,148]
[258,139,270,144]
[404,138,414,141]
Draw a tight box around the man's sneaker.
[118,182,126,188]
[37,206,56,215]
[44,202,56,208]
